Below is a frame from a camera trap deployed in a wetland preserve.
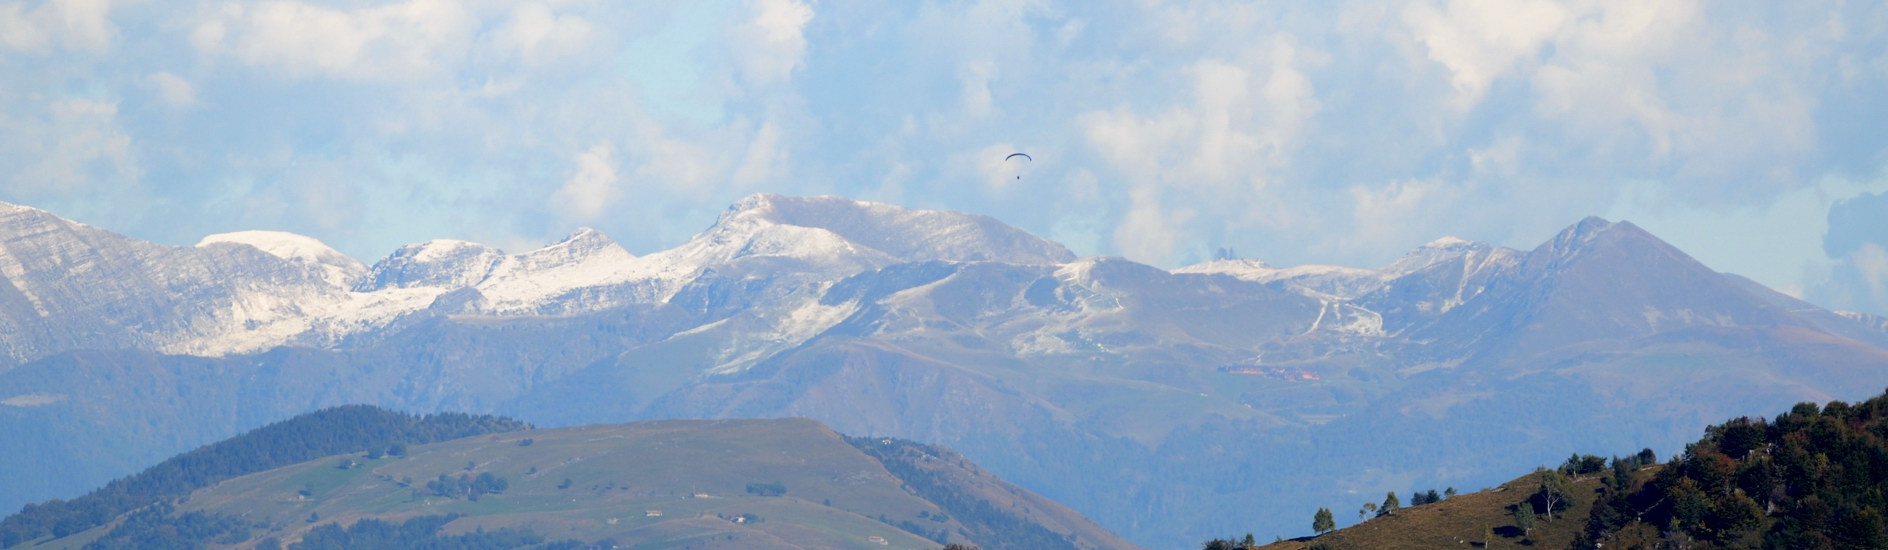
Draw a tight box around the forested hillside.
[1576,388,1888,548]
[1257,388,1888,550]
[0,406,529,547]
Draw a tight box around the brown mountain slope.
[1259,471,1613,550]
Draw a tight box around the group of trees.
[1198,534,1259,549]
[286,514,580,550]
[424,472,509,501]
[1574,391,1888,548]
[744,481,787,496]
[80,502,257,549]
[1350,486,1456,523]
[0,405,530,548]
[82,508,583,550]
[1506,464,1586,544]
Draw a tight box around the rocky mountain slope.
[3,195,1887,547]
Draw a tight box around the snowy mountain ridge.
[1,195,1849,369]
[0,194,1098,360]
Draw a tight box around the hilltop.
[3,407,1136,550]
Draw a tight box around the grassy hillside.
[24,417,1138,550]
[1255,470,1611,550]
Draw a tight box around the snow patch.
[1176,259,1393,299]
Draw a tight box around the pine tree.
[1312,508,1335,534]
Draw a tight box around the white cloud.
[1403,0,1566,108]
[551,143,622,222]
[2,97,139,197]
[0,0,116,54]
[959,60,998,118]
[1528,0,1701,157]
[193,0,477,80]
[143,71,196,108]
[1078,34,1321,265]
[731,121,787,189]
[1857,243,1888,300]
[488,2,595,67]
[1514,0,1822,200]
[1116,185,1191,264]
[628,121,721,198]
[730,0,813,88]
[0,3,52,52]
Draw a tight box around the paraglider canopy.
[1005,153,1032,179]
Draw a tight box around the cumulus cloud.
[1,96,139,197]
[192,0,477,80]
[730,0,814,88]
[142,72,197,108]
[487,2,595,67]
[1,0,120,55]
[551,143,622,222]
[1080,36,1321,264]
[1403,0,1566,108]
[1811,190,1888,315]
[1857,245,1888,298]
[731,121,789,189]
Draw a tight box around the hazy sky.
[4,0,1887,315]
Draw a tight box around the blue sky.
[3,0,1887,315]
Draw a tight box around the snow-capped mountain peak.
[470,228,643,314]
[1382,235,1505,276]
[357,239,505,291]
[712,193,1076,265]
[1542,216,1618,258]
[197,231,367,288]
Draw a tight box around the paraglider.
[1005,152,1032,179]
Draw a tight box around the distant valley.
[3,195,1887,547]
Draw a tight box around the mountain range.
[3,194,1887,548]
